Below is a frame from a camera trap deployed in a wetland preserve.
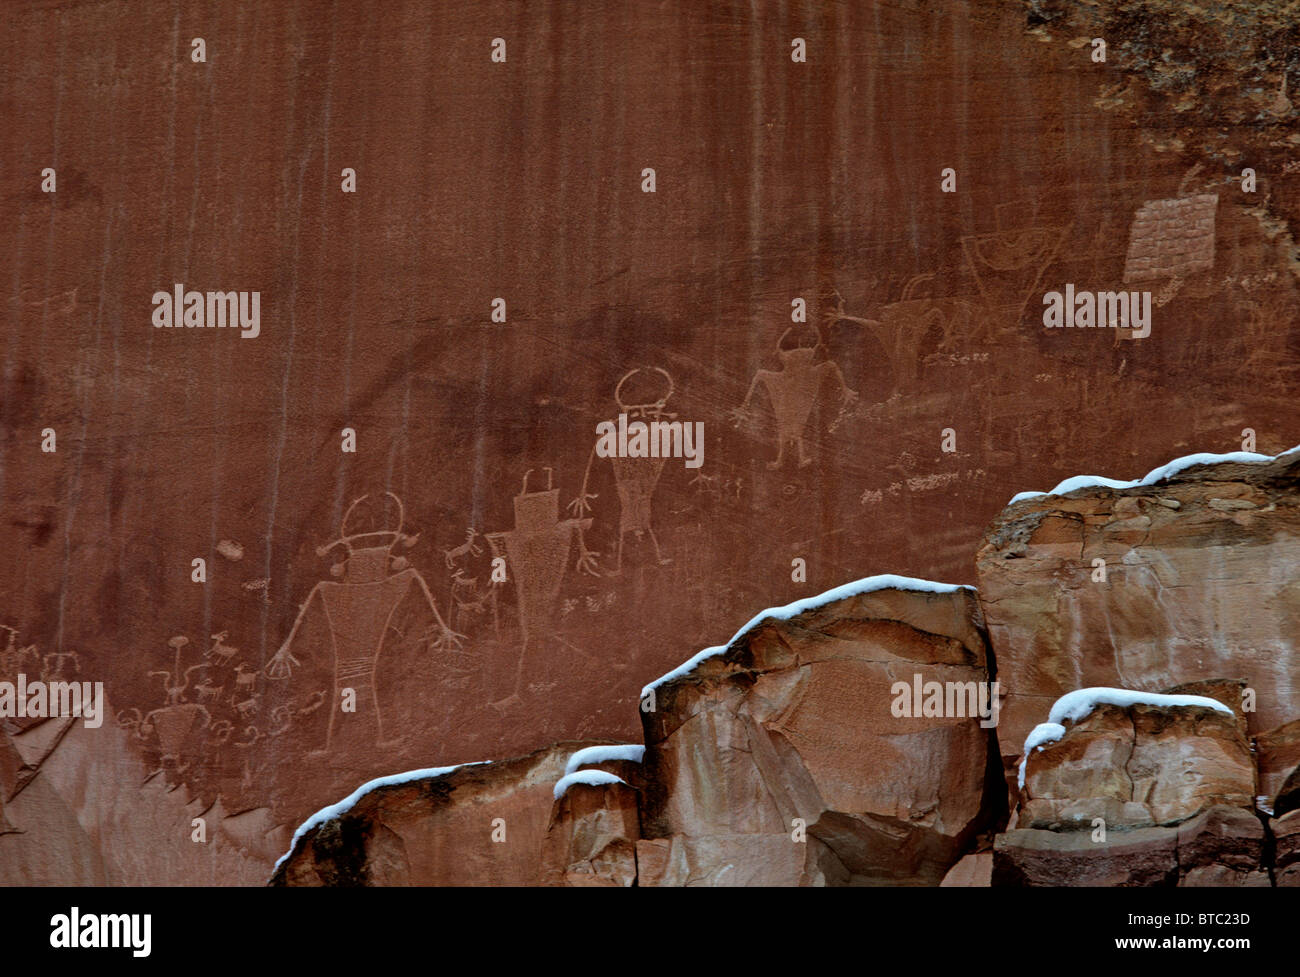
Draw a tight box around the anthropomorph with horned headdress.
[265,492,464,752]
[732,324,857,469]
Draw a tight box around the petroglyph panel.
[1,0,1296,886]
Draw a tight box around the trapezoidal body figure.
[485,467,594,702]
[266,492,464,755]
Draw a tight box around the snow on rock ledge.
[1016,689,1233,791]
[1017,723,1066,790]
[637,575,995,885]
[641,573,976,698]
[274,762,485,875]
[271,741,621,886]
[1017,686,1254,830]
[1005,443,1298,506]
[553,770,629,800]
[564,744,645,776]
[1048,687,1232,726]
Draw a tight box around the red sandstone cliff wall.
[1,0,1296,883]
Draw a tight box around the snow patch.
[639,573,975,698]
[1017,722,1066,790]
[1006,444,1294,505]
[273,761,487,876]
[553,769,628,800]
[564,744,645,776]
[1047,687,1232,726]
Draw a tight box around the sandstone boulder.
[542,773,640,887]
[995,823,1179,886]
[1018,693,1255,830]
[995,805,1267,887]
[270,580,1010,886]
[273,740,618,886]
[638,580,1002,885]
[1272,809,1300,886]
[1174,806,1271,888]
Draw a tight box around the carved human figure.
[570,367,678,573]
[733,327,857,469]
[486,468,593,701]
[266,492,464,752]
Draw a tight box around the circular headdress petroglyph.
[614,366,674,415]
[315,491,418,560]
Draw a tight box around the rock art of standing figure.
[265,492,464,753]
[486,468,594,694]
[732,326,857,470]
[569,367,684,574]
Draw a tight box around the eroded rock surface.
[5,0,1299,889]
[1256,719,1300,817]
[1272,810,1300,886]
[0,709,280,885]
[277,583,1005,886]
[1018,698,1255,831]
[274,556,1300,886]
[542,778,640,887]
[994,805,1269,887]
[977,450,1300,758]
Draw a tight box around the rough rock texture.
[4,0,1299,885]
[940,851,993,886]
[995,822,1179,886]
[275,537,1300,886]
[994,805,1269,887]
[277,584,1005,886]
[541,779,640,887]
[977,450,1300,758]
[1175,807,1272,888]
[1019,699,1255,830]
[1272,810,1300,886]
[1,707,280,885]
[272,740,614,886]
[1016,0,1300,282]
[632,586,999,885]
